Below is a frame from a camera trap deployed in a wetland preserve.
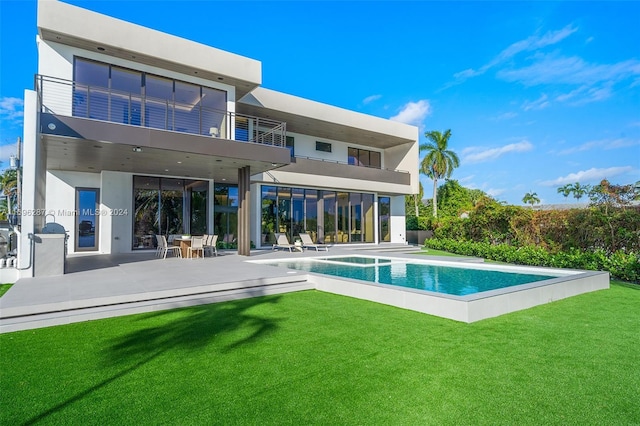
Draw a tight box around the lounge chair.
[299,232,329,251]
[273,234,296,252]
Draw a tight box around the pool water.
[265,256,560,296]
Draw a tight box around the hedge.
[424,237,640,282]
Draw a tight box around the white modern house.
[13,0,419,279]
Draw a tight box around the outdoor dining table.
[174,236,193,258]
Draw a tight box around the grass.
[0,283,12,298]
[1,282,639,425]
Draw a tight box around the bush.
[424,237,640,282]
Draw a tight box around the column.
[237,166,251,256]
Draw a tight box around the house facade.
[16,0,419,277]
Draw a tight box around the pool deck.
[0,245,609,332]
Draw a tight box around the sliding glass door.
[132,176,208,249]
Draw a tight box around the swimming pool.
[263,255,561,296]
[252,254,610,323]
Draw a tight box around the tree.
[0,169,17,217]
[569,182,590,202]
[557,184,572,201]
[420,129,460,218]
[589,179,636,213]
[522,191,540,208]
[412,181,424,217]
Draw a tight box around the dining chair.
[187,236,204,259]
[161,235,181,259]
[204,234,218,257]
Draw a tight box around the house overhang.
[238,88,419,150]
[37,0,262,99]
[39,114,291,182]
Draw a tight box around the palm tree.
[522,191,540,207]
[0,169,17,216]
[412,181,424,217]
[557,184,572,201]
[420,129,460,218]
[571,182,590,202]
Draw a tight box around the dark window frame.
[316,141,332,153]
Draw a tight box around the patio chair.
[187,236,204,259]
[273,234,296,252]
[156,235,181,259]
[204,234,218,257]
[299,232,329,251]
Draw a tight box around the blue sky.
[1,1,639,205]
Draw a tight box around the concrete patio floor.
[0,244,421,333]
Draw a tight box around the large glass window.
[261,186,277,245]
[292,188,305,238]
[73,58,227,133]
[111,67,142,125]
[133,176,208,249]
[304,189,318,242]
[322,191,336,243]
[145,75,173,130]
[73,59,109,120]
[259,186,376,245]
[348,147,381,168]
[350,192,362,242]
[214,184,238,246]
[379,196,391,242]
[337,192,349,243]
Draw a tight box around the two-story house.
[16,0,419,278]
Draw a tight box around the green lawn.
[0,283,12,298]
[1,282,639,425]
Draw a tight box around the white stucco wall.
[389,195,407,244]
[45,171,101,253]
[101,171,134,253]
[17,90,44,276]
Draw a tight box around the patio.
[0,245,419,333]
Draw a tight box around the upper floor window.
[286,136,295,157]
[316,141,332,153]
[348,147,381,168]
[72,57,227,135]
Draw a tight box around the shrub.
[424,237,640,282]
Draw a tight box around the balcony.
[280,156,411,186]
[35,75,286,147]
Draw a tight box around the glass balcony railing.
[35,74,287,147]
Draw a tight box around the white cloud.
[498,53,640,87]
[362,94,382,104]
[0,97,24,122]
[522,94,550,111]
[389,100,432,126]
[448,25,578,86]
[462,140,533,164]
[541,166,634,186]
[493,112,518,121]
[485,188,505,197]
[557,138,640,155]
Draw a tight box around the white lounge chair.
[299,232,329,251]
[273,234,296,252]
